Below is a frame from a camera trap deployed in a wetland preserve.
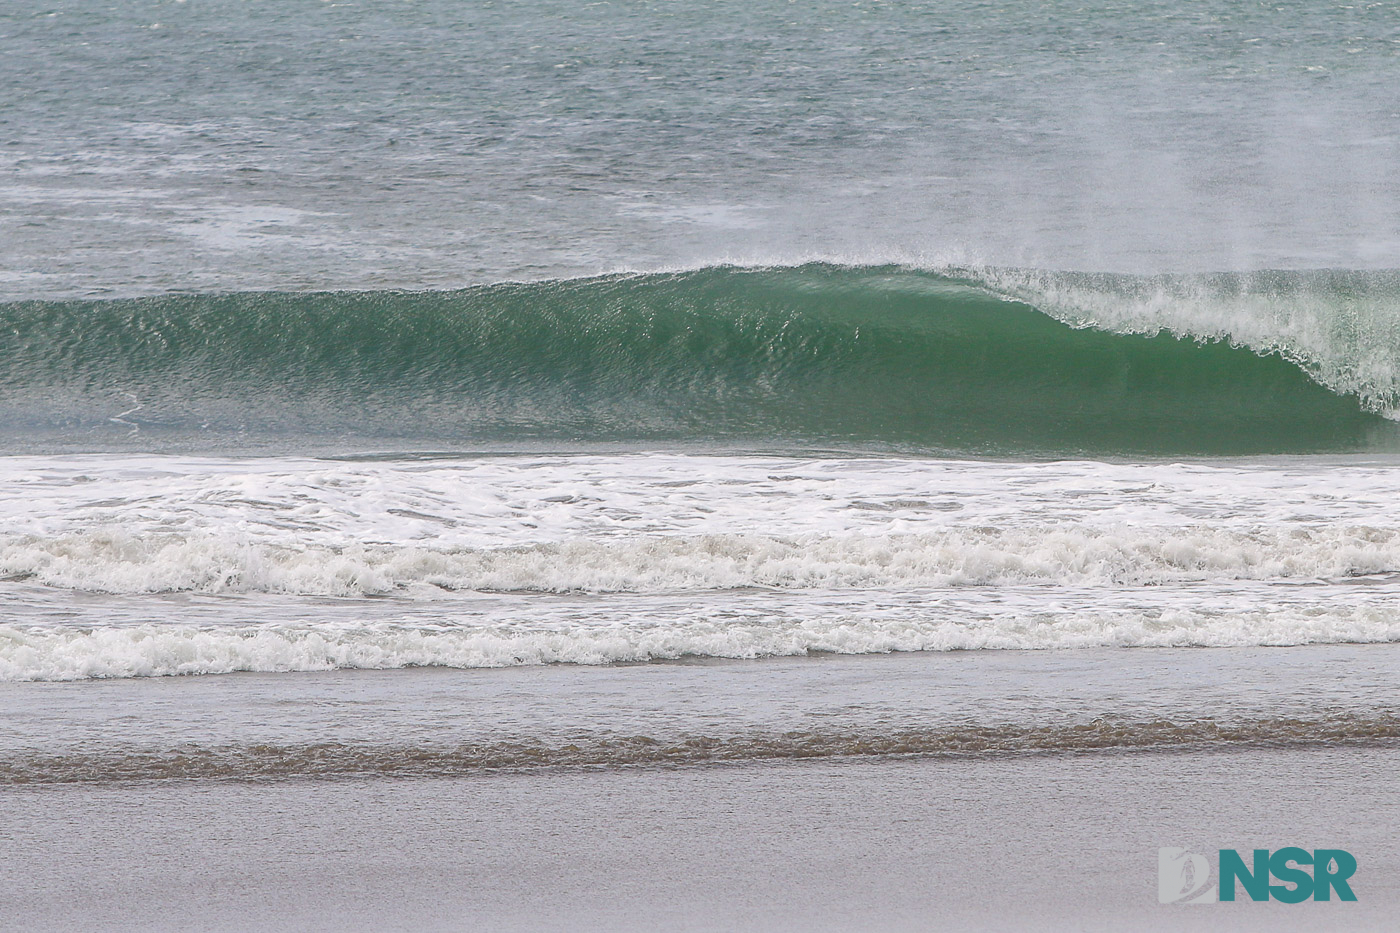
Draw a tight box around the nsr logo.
[1159,847,1357,904]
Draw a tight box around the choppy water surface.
[3,0,1399,297]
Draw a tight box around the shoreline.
[6,644,1400,784]
[5,746,1396,931]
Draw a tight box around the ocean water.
[4,0,1400,927]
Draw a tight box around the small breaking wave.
[4,597,1399,681]
[2,526,1398,597]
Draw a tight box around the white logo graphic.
[1159,847,1218,904]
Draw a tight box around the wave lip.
[2,264,1397,455]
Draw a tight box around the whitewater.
[0,452,1397,681]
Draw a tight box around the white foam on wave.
[2,525,1398,596]
[0,452,1396,596]
[4,596,1399,681]
[2,452,1397,678]
[967,266,1400,416]
[0,453,1397,547]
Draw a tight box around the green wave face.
[1,265,1395,456]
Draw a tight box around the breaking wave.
[4,264,1399,455]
